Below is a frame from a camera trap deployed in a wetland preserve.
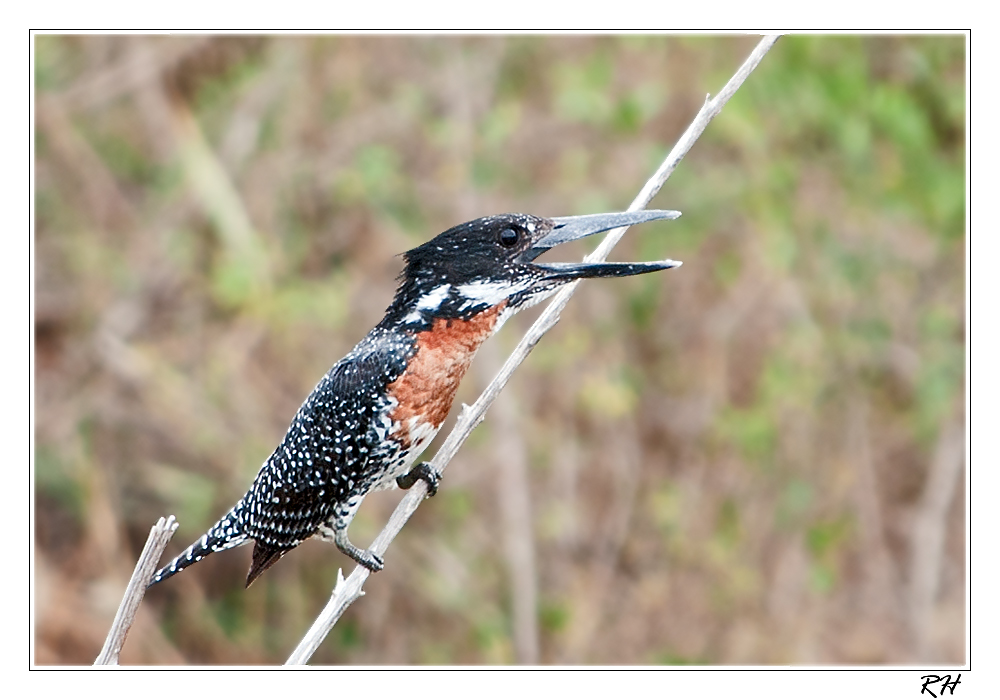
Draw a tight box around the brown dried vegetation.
[33,35,965,665]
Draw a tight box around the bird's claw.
[396,462,441,497]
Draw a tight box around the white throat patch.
[416,284,452,311]
[457,279,530,311]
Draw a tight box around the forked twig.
[285,34,780,665]
[94,516,179,665]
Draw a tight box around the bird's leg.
[333,526,384,572]
[396,461,441,497]
[323,497,385,572]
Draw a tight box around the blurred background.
[33,34,966,665]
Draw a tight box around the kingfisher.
[150,209,682,588]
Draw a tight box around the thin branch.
[94,516,179,665]
[493,385,540,664]
[588,34,780,262]
[908,419,965,660]
[286,34,781,665]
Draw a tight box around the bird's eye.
[498,228,519,247]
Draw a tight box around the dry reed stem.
[94,516,179,665]
[286,34,781,665]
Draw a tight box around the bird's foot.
[354,548,385,572]
[396,462,441,497]
[334,529,384,572]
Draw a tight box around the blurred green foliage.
[34,35,964,666]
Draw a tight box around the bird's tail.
[149,500,250,586]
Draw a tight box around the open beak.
[524,209,683,279]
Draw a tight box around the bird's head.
[385,210,683,329]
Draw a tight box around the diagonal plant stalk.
[285,34,780,666]
[95,516,179,665]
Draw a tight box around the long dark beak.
[525,209,683,279]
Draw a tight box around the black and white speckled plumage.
[150,210,681,587]
[150,326,420,586]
